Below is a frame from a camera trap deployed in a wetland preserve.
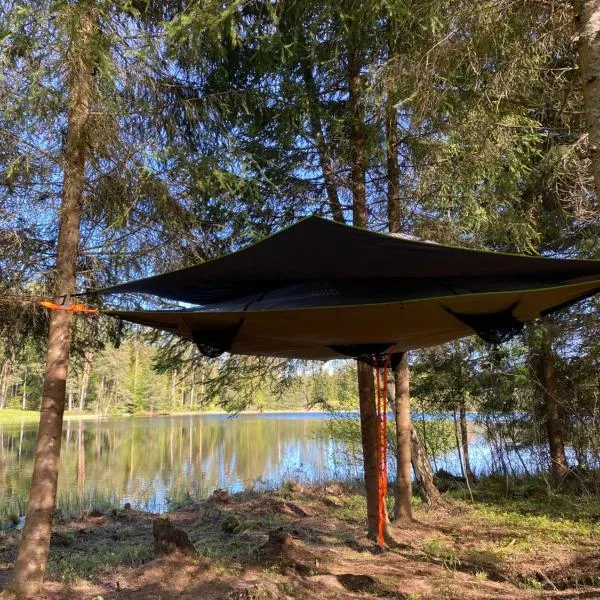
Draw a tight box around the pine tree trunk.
[299,40,344,223]
[348,37,391,542]
[22,368,27,411]
[79,351,93,412]
[386,96,401,235]
[410,426,442,506]
[574,0,600,199]
[6,5,94,597]
[539,322,569,485]
[386,89,412,521]
[459,398,474,485]
[393,354,412,521]
[0,359,12,409]
[357,361,380,538]
[171,370,177,410]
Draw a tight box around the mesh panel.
[192,321,243,358]
[328,343,395,362]
[445,303,524,345]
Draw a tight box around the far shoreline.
[0,407,334,425]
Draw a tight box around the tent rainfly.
[98,216,600,360]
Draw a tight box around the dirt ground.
[1,484,599,600]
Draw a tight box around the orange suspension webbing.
[39,300,98,314]
[374,355,390,548]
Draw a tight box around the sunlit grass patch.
[48,543,152,581]
[423,538,461,571]
[0,408,40,425]
[337,493,367,523]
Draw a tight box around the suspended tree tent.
[96,215,600,547]
[99,216,600,359]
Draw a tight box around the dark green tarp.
[99,217,600,360]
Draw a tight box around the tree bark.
[459,398,474,485]
[386,96,401,234]
[539,322,569,485]
[348,43,367,228]
[410,426,442,506]
[357,361,380,538]
[6,5,94,597]
[22,368,27,411]
[574,0,600,200]
[79,351,93,412]
[347,36,392,543]
[393,354,412,521]
[0,359,12,409]
[385,83,412,521]
[298,42,344,223]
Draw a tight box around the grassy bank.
[0,409,119,425]
[0,408,41,424]
[0,477,599,599]
[0,407,326,426]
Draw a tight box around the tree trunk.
[0,359,12,409]
[6,5,94,597]
[539,322,569,485]
[385,85,412,521]
[348,43,367,228]
[22,368,27,411]
[410,427,442,506]
[357,361,380,538]
[79,351,93,412]
[459,398,474,485]
[393,354,412,521]
[171,370,177,410]
[299,42,344,223]
[348,37,391,543]
[574,0,600,199]
[386,95,401,234]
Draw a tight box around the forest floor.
[0,479,599,600]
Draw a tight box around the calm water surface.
[0,412,543,516]
[0,413,357,514]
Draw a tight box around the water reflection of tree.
[0,416,335,513]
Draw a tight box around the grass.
[0,408,117,426]
[0,488,122,523]
[0,408,41,424]
[48,542,153,581]
[0,407,327,427]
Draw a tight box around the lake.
[0,412,543,517]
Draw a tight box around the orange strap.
[374,356,389,548]
[39,300,98,314]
